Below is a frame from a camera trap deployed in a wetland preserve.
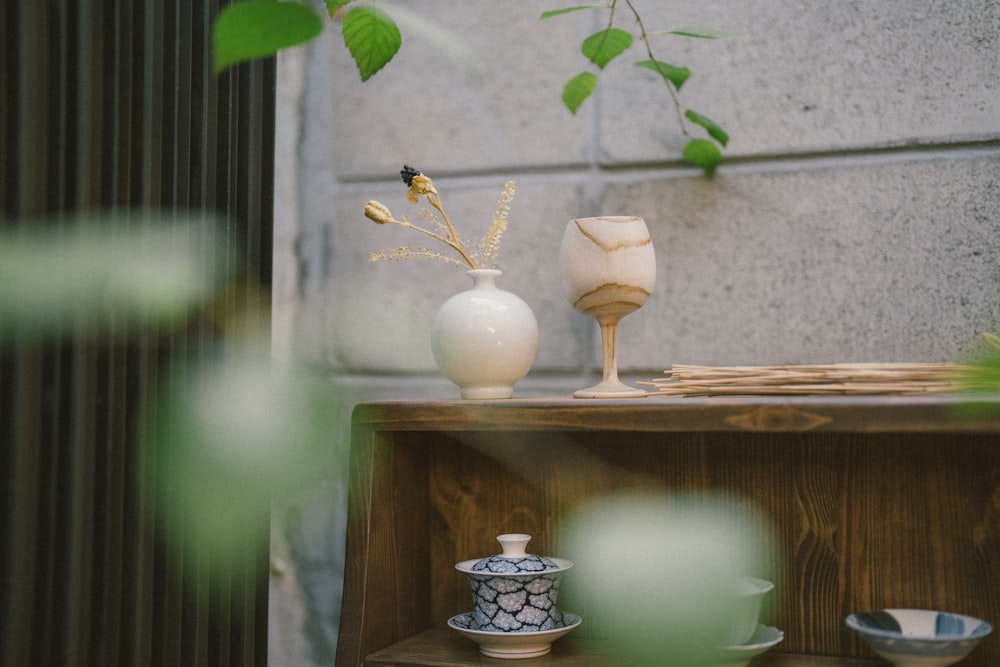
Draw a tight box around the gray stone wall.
[269,1,1000,664]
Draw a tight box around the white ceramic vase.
[432,269,538,399]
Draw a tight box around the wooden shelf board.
[364,629,884,667]
[351,394,1000,434]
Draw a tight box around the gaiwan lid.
[455,534,572,575]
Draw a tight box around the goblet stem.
[573,316,647,399]
[600,319,620,386]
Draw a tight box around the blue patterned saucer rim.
[456,556,573,575]
[846,610,993,642]
[447,611,582,637]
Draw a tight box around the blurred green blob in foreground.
[144,347,344,569]
[565,491,778,666]
[2,214,346,576]
[0,214,229,341]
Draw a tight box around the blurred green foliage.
[2,214,345,575]
[565,492,778,666]
[144,345,343,568]
[0,214,228,341]
[213,0,324,72]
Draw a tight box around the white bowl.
[846,609,992,667]
[724,577,775,646]
[447,610,581,659]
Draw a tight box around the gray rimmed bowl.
[846,609,992,667]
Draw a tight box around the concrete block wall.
[269,1,1000,664]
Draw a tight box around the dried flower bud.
[406,173,437,204]
[365,201,393,224]
[411,174,436,195]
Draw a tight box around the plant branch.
[423,193,470,262]
[397,215,477,269]
[623,0,689,136]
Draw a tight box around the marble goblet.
[560,216,656,398]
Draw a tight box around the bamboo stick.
[640,363,974,397]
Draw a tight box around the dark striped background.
[2,2,274,665]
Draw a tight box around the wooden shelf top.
[352,394,1000,434]
[364,630,884,667]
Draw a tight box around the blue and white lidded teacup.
[455,534,573,633]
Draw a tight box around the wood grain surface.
[336,397,1000,667]
[364,630,883,666]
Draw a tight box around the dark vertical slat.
[0,36,12,667]
[200,0,221,215]
[3,348,43,667]
[246,55,275,666]
[142,0,165,209]
[76,0,105,209]
[109,1,134,207]
[35,344,72,666]
[63,1,103,660]
[94,337,129,667]
[176,14,213,664]
[128,341,159,667]
[149,7,186,667]
[174,2,194,211]
[15,2,50,217]
[0,4,14,212]
[2,5,51,664]
[65,342,98,665]
[54,1,76,214]
[119,6,158,666]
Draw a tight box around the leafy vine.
[544,2,741,174]
[212,1,740,174]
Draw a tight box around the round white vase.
[432,269,538,399]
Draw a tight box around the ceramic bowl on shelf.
[846,609,992,667]
[447,610,582,659]
[455,534,574,634]
[724,577,775,646]
[713,624,785,667]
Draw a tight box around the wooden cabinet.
[335,396,1000,666]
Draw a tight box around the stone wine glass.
[559,216,656,398]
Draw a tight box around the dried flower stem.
[399,214,476,268]
[479,181,514,270]
[366,167,516,271]
[422,193,477,268]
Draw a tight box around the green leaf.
[581,28,633,69]
[635,59,691,90]
[683,139,722,176]
[657,26,746,39]
[540,5,604,19]
[324,0,353,16]
[562,72,598,114]
[213,1,324,73]
[342,6,402,82]
[685,109,729,147]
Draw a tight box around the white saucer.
[714,625,784,667]
[447,611,582,659]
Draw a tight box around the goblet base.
[573,378,648,399]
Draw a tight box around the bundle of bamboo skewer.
[640,362,975,397]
